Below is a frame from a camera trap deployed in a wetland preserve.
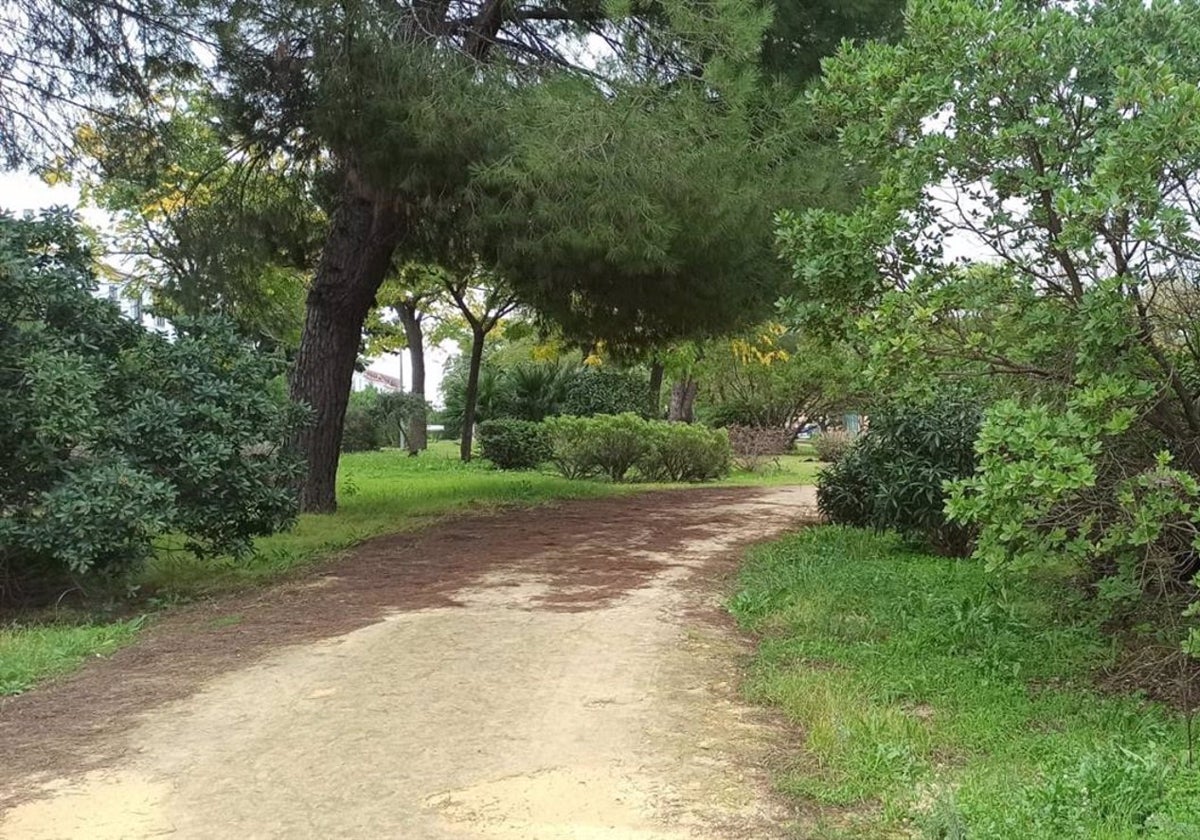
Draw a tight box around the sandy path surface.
[0,485,816,839]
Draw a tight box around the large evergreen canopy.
[2,0,904,511]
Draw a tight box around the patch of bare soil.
[0,485,817,839]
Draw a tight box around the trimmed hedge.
[478,419,552,470]
[544,414,732,483]
[560,369,651,418]
[643,423,731,482]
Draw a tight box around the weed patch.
[731,526,1200,839]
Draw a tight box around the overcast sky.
[1,171,81,214]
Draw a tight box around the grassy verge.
[2,440,818,696]
[0,618,145,696]
[731,526,1200,839]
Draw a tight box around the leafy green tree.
[372,263,452,454]
[4,0,906,514]
[0,210,305,604]
[479,81,837,353]
[781,0,1200,598]
[696,326,860,432]
[73,92,320,349]
[211,0,904,511]
[441,268,521,461]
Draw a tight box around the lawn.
[2,440,820,696]
[731,526,1200,839]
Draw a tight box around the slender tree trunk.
[460,327,487,462]
[290,180,403,513]
[667,378,697,423]
[398,302,427,455]
[648,359,664,418]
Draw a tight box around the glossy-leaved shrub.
[0,211,307,605]
[818,400,981,556]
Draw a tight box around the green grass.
[0,618,144,696]
[2,439,818,695]
[731,526,1200,839]
[723,453,822,487]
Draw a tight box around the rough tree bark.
[668,378,697,423]
[290,178,403,513]
[460,326,487,462]
[648,359,665,418]
[397,301,427,456]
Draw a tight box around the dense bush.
[543,415,597,479]
[544,414,731,483]
[560,369,650,418]
[477,419,552,470]
[341,404,383,452]
[641,423,731,482]
[818,401,981,556]
[582,413,650,481]
[812,430,854,463]
[0,211,306,604]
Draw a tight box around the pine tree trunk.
[668,378,697,423]
[459,327,487,462]
[648,359,664,418]
[290,181,403,513]
[398,303,427,455]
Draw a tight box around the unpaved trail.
[0,485,815,839]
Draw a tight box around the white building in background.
[96,280,173,335]
[351,367,404,394]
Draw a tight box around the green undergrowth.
[731,526,1200,839]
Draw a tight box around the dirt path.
[0,485,815,839]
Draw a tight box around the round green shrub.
[0,210,306,604]
[640,422,732,482]
[341,405,383,452]
[478,419,552,470]
[543,415,600,479]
